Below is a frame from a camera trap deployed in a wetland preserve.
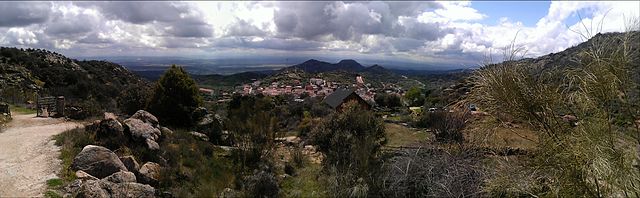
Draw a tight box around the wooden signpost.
[37,96,64,117]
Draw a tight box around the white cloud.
[0,1,636,68]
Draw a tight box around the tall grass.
[471,24,640,196]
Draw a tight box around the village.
[198,73,408,107]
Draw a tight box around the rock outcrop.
[138,162,161,186]
[189,131,210,142]
[71,145,128,179]
[131,110,159,127]
[123,118,161,150]
[103,170,137,183]
[75,179,155,198]
[119,155,141,174]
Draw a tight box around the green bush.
[147,65,203,127]
[117,82,153,115]
[226,95,278,170]
[310,101,386,196]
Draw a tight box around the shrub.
[470,30,640,196]
[117,82,153,115]
[244,170,279,198]
[147,65,203,127]
[310,101,386,196]
[380,146,487,197]
[417,110,468,143]
[226,95,278,170]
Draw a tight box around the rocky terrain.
[0,47,147,113]
[63,110,172,197]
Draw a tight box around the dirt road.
[0,113,83,197]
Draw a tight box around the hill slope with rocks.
[0,47,147,115]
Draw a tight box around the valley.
[0,1,638,197]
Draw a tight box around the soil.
[0,113,83,197]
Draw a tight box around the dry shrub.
[380,146,487,197]
[470,27,640,196]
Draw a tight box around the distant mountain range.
[287,59,366,73]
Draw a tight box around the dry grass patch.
[384,123,430,147]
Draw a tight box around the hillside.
[285,59,366,73]
[0,47,146,111]
[193,71,268,90]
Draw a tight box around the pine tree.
[147,65,202,126]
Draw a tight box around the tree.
[404,86,424,107]
[147,65,202,127]
[310,101,386,196]
[374,93,402,108]
[117,82,153,115]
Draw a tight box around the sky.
[0,1,638,69]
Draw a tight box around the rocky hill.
[0,47,146,112]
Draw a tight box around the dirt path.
[0,113,83,197]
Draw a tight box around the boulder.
[160,126,173,136]
[75,170,98,180]
[75,180,109,198]
[124,118,161,142]
[131,110,159,127]
[103,112,118,120]
[75,180,155,198]
[192,107,209,122]
[197,113,215,126]
[102,170,136,183]
[96,118,124,141]
[145,139,160,151]
[138,162,161,186]
[189,131,209,142]
[119,156,140,174]
[71,145,128,179]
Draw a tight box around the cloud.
[0,1,637,68]
[0,2,51,27]
[225,19,267,37]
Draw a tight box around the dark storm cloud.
[166,23,214,38]
[399,18,452,41]
[389,38,424,52]
[273,1,449,43]
[76,2,186,24]
[77,1,213,38]
[0,2,51,27]
[44,11,98,38]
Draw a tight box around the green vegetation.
[9,104,36,114]
[46,178,63,188]
[404,86,424,107]
[117,82,153,115]
[54,127,93,181]
[280,162,326,197]
[148,65,203,126]
[44,190,62,198]
[384,123,430,147]
[159,129,235,197]
[310,101,387,197]
[471,30,640,196]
